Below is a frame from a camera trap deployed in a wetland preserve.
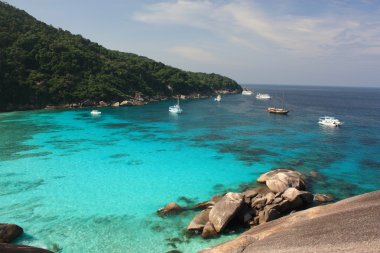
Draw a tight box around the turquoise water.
[1,85,379,252]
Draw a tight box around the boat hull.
[318,122,342,127]
[169,106,182,114]
[267,108,289,114]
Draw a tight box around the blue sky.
[4,0,380,87]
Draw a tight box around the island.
[0,2,241,112]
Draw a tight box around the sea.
[0,84,379,252]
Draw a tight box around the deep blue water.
[0,84,379,252]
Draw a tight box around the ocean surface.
[0,84,379,252]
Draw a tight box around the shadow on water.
[0,113,58,161]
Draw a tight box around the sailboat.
[169,96,182,113]
[214,94,222,102]
[267,94,289,115]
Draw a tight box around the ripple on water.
[0,179,45,196]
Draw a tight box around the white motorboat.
[214,94,222,102]
[256,93,271,100]
[242,89,253,95]
[318,116,343,127]
[90,110,101,115]
[169,97,182,113]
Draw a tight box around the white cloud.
[133,0,380,57]
[133,0,213,29]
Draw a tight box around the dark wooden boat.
[267,107,289,114]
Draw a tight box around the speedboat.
[318,116,343,127]
[242,88,253,95]
[256,93,271,100]
[169,97,182,114]
[90,110,101,115]
[214,94,222,102]
[267,107,289,114]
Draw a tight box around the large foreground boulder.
[200,190,380,253]
[0,243,53,253]
[0,223,23,243]
[209,193,244,232]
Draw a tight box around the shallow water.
[0,85,379,252]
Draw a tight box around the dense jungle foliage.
[0,2,241,110]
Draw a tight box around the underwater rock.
[309,171,320,178]
[209,192,244,233]
[193,200,215,210]
[0,244,53,253]
[0,223,23,243]
[157,202,182,216]
[314,193,335,202]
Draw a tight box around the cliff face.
[0,1,241,111]
[200,190,380,253]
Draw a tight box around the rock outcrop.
[188,208,212,231]
[159,169,324,244]
[182,170,314,239]
[314,193,335,202]
[0,223,54,253]
[157,202,182,216]
[209,193,244,233]
[0,243,54,253]
[264,169,306,193]
[200,190,380,253]
[0,223,23,243]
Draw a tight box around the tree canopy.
[0,2,241,111]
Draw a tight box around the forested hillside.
[0,2,241,111]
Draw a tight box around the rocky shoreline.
[158,169,327,240]
[1,90,240,112]
[200,189,380,253]
[157,168,380,252]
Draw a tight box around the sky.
[4,0,380,87]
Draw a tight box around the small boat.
[242,88,253,95]
[214,94,222,102]
[267,94,288,114]
[318,116,343,127]
[90,110,101,115]
[256,93,271,100]
[169,97,182,114]
[267,107,289,114]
